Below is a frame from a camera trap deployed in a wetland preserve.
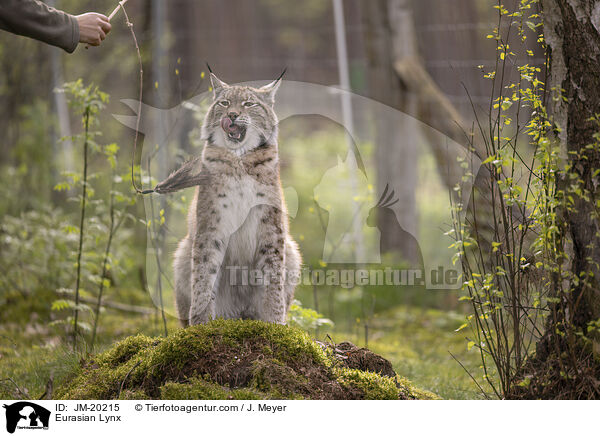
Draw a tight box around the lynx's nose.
[227,112,239,121]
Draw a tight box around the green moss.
[250,359,306,399]
[161,376,269,400]
[95,335,158,367]
[335,368,440,400]
[55,319,435,400]
[205,319,330,366]
[118,389,151,400]
[336,368,400,399]
[394,376,440,400]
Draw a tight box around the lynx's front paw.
[189,311,213,325]
[273,315,287,325]
[260,294,287,324]
[260,313,287,325]
[189,302,215,325]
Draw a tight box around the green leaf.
[518,377,531,387]
[455,322,468,332]
[105,143,119,156]
[54,182,71,192]
[51,299,71,311]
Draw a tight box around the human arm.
[0,0,111,52]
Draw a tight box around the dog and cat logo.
[2,402,50,433]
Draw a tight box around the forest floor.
[328,306,490,399]
[0,304,487,400]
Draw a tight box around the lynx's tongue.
[221,117,245,141]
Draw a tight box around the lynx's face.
[202,72,282,156]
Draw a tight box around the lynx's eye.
[218,100,230,107]
[242,101,258,108]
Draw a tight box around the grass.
[0,309,177,400]
[0,301,486,400]
[324,305,491,399]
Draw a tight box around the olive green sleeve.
[0,0,80,53]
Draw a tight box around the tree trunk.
[543,0,600,345]
[361,0,419,262]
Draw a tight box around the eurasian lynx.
[155,71,301,326]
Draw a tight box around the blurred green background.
[0,0,512,399]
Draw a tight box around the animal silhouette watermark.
[3,402,50,434]
[113,79,479,316]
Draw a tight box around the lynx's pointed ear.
[207,64,229,99]
[258,69,286,105]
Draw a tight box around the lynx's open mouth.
[221,117,247,143]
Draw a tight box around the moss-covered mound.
[56,320,438,400]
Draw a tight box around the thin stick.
[118,360,141,397]
[147,161,169,337]
[119,3,148,195]
[72,108,91,348]
[448,351,491,400]
[0,378,31,400]
[77,295,155,315]
[108,0,129,21]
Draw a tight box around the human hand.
[76,13,112,46]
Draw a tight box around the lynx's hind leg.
[173,236,192,327]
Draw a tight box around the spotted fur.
[168,72,301,326]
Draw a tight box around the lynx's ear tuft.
[258,69,286,105]
[207,65,229,99]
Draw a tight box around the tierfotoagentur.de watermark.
[225,266,459,289]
